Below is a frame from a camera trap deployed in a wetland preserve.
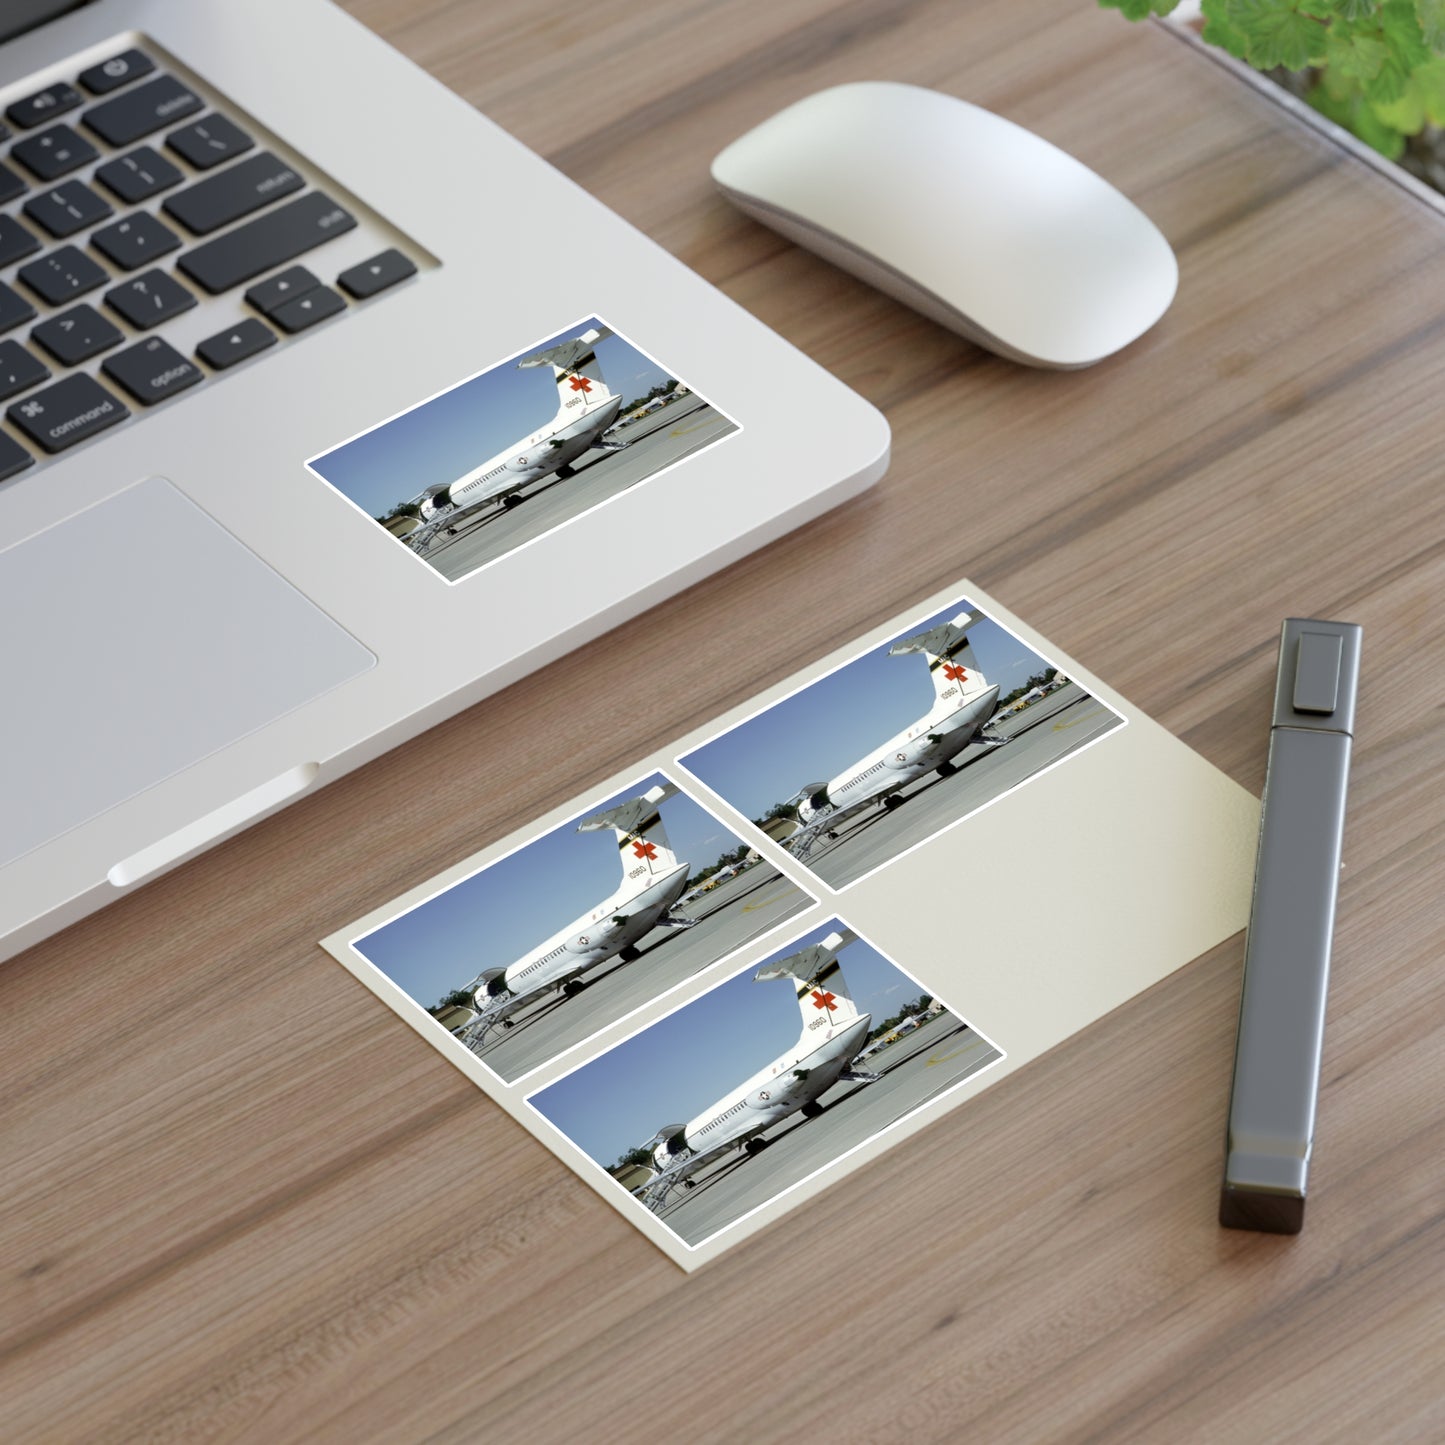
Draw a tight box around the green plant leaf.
[1224,0,1328,69]
[1308,77,1409,151]
[1096,0,1181,16]
[1371,72,1428,124]
[1415,0,1445,48]
[1325,26,1391,77]
[1201,0,1253,55]
[1409,53,1445,117]
[1380,0,1432,64]
[1338,0,1381,17]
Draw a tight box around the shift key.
[163,151,303,236]
[178,192,356,294]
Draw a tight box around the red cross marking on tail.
[632,840,658,860]
[811,989,838,1011]
[568,374,592,392]
[942,663,968,681]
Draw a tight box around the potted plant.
[1102,0,1445,195]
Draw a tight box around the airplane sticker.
[676,592,1126,891]
[305,315,741,585]
[526,918,1004,1250]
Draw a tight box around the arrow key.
[270,285,345,334]
[196,318,275,370]
[337,248,416,300]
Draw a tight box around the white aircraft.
[633,929,880,1210]
[428,326,630,533]
[781,609,1009,859]
[459,783,696,1045]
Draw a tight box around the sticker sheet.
[323,580,1257,1269]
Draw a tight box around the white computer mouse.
[711,81,1178,369]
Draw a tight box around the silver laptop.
[0,0,889,962]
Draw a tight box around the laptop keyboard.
[0,44,422,482]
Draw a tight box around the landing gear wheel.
[563,979,587,998]
[745,1137,771,1156]
[502,493,524,509]
[619,945,641,964]
[555,463,576,478]
[883,793,905,811]
[801,1101,825,1119]
[936,759,957,777]
[682,1178,697,1190]
[501,1018,515,1030]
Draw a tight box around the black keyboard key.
[0,429,34,482]
[197,318,276,370]
[166,114,252,169]
[11,124,98,181]
[0,283,36,335]
[83,74,201,147]
[104,268,196,329]
[0,161,27,205]
[0,340,49,401]
[178,192,355,294]
[7,82,82,130]
[177,190,355,294]
[95,146,183,204]
[338,248,417,300]
[271,285,345,333]
[23,180,113,238]
[103,336,202,407]
[91,212,181,270]
[18,245,108,306]
[79,49,155,96]
[32,304,123,366]
[8,372,127,452]
[0,215,42,268]
[245,265,319,315]
[163,152,303,236]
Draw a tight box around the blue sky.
[678,598,1057,820]
[353,772,746,1009]
[308,316,676,518]
[529,919,940,1167]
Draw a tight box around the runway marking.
[741,888,795,913]
[925,1042,985,1068]
[668,420,712,436]
[1052,707,1108,732]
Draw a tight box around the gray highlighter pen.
[1220,618,1361,1234]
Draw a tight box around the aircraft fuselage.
[478,861,689,1023]
[445,394,624,515]
[801,684,1000,825]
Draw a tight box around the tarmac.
[792,683,1124,889]
[646,1010,1002,1247]
[473,861,813,1083]
[413,398,737,581]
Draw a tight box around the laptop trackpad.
[0,478,374,869]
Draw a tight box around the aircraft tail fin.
[755,929,863,1034]
[890,608,992,706]
[578,781,681,882]
[518,326,616,414]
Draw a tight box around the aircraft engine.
[475,968,510,1001]
[745,1069,809,1112]
[647,1123,689,1167]
[795,784,831,825]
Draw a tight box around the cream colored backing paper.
[323,579,1258,1270]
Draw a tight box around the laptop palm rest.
[0,477,374,871]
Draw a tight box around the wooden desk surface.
[3,2,1442,1439]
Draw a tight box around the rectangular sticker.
[348,770,815,1085]
[527,917,1002,1251]
[306,315,740,584]
[676,592,1125,891]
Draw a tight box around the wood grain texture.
[3,2,1443,1440]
